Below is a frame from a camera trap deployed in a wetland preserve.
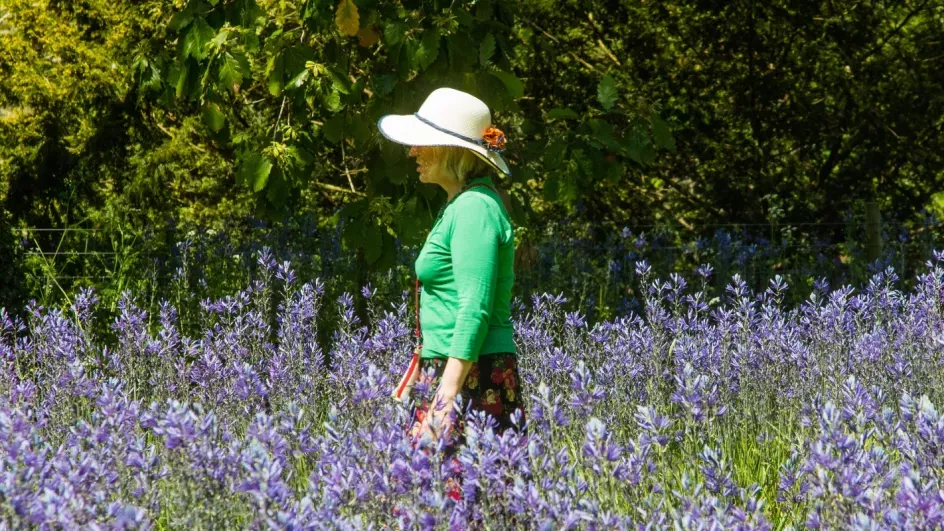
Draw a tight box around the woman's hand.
[414,357,472,444]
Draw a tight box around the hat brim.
[377,114,511,176]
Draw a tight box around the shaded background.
[1,0,942,320]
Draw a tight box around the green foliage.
[2,0,943,300]
[0,209,26,313]
[123,0,676,263]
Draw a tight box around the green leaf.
[475,0,493,21]
[453,6,475,27]
[219,51,250,92]
[597,74,618,110]
[342,214,363,251]
[171,62,192,99]
[489,70,524,99]
[202,103,225,132]
[546,108,579,121]
[209,29,229,52]
[267,53,284,97]
[135,57,162,93]
[509,192,527,226]
[287,69,310,90]
[168,8,195,32]
[479,33,495,66]
[559,172,579,205]
[283,46,316,90]
[651,112,676,152]
[325,67,351,94]
[238,153,273,192]
[265,169,290,206]
[181,18,214,60]
[604,158,622,182]
[417,29,440,70]
[381,139,404,165]
[544,140,568,169]
[622,127,646,165]
[302,0,329,22]
[396,40,415,79]
[589,119,620,151]
[323,115,344,144]
[363,223,383,264]
[446,32,477,72]
[375,233,397,271]
[347,115,371,148]
[234,0,266,26]
[323,91,342,112]
[373,74,397,97]
[543,173,559,202]
[623,122,656,165]
[383,21,407,46]
[386,162,409,185]
[396,197,432,246]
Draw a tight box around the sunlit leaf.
[597,75,618,110]
[325,67,351,94]
[335,0,360,37]
[267,53,284,97]
[559,172,579,205]
[181,18,214,60]
[323,91,342,112]
[238,153,273,192]
[287,69,309,89]
[219,51,250,92]
[202,103,225,132]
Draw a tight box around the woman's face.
[408,146,440,184]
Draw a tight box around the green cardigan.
[415,175,517,361]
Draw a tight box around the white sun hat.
[377,87,511,176]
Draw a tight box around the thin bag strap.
[414,277,421,342]
[465,181,498,195]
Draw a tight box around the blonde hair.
[428,146,489,184]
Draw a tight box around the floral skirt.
[409,352,526,449]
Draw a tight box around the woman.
[377,88,524,448]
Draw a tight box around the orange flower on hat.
[482,126,506,152]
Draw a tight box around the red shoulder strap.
[414,277,421,340]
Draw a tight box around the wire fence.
[6,216,944,322]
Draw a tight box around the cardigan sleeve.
[445,193,502,362]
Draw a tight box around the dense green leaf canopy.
[1,0,942,273]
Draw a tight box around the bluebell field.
[3,242,944,529]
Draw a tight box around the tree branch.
[858,0,932,65]
[313,181,365,196]
[519,16,603,74]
